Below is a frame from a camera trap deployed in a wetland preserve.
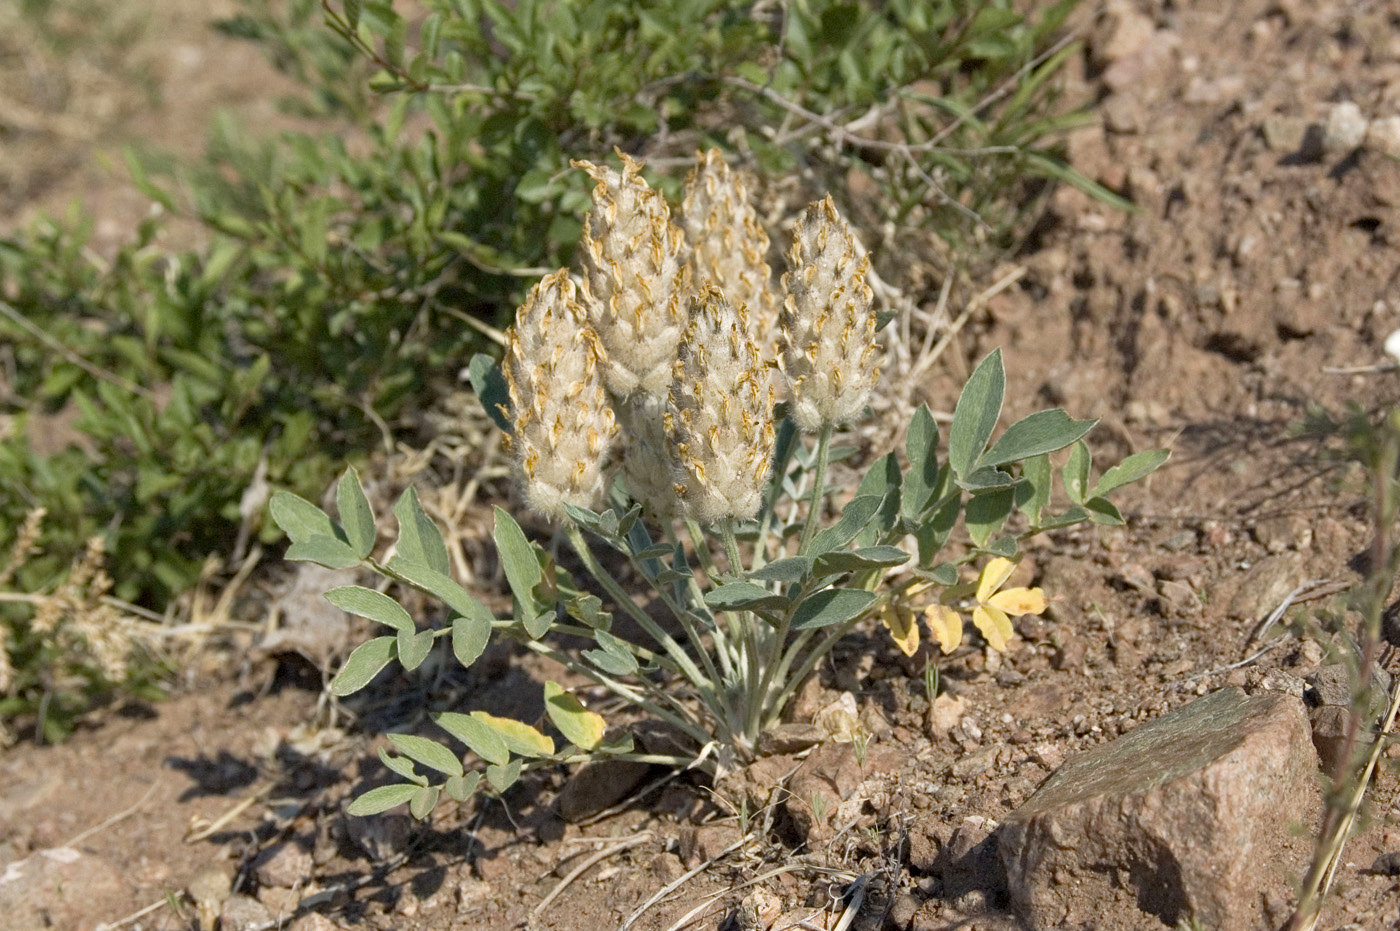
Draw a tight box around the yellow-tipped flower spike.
[573,151,689,399]
[503,270,618,521]
[778,195,880,431]
[665,288,776,524]
[681,150,779,357]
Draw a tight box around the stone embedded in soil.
[1223,553,1304,622]
[221,893,274,931]
[998,687,1318,931]
[253,839,314,888]
[0,847,126,931]
[1324,101,1369,152]
[1305,663,1392,778]
[555,758,651,822]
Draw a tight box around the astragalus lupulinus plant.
[273,149,1168,817]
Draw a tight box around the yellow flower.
[880,602,920,657]
[923,557,1047,654]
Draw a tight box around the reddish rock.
[998,688,1318,931]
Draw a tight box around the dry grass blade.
[620,833,751,930]
[527,833,653,926]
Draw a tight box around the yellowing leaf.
[470,711,555,758]
[543,681,607,750]
[975,557,1017,603]
[987,586,1046,616]
[880,605,920,657]
[973,605,1014,652]
[924,604,963,654]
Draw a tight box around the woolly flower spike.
[666,288,775,524]
[615,393,678,518]
[779,196,879,431]
[503,270,617,521]
[924,557,1047,654]
[573,151,689,398]
[682,150,779,356]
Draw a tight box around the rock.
[555,759,651,822]
[290,914,339,931]
[756,722,824,756]
[1366,115,1400,157]
[1158,579,1202,614]
[1101,94,1142,133]
[221,893,274,931]
[998,688,1318,931]
[1324,101,1369,152]
[253,840,314,888]
[1224,554,1304,622]
[678,822,742,865]
[932,816,1002,899]
[784,742,863,842]
[925,693,966,740]
[1254,515,1312,553]
[1305,663,1391,778]
[0,847,126,931]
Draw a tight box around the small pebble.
[1324,101,1368,152]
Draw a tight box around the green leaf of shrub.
[812,546,910,575]
[444,772,482,802]
[706,581,790,612]
[286,534,361,569]
[1062,440,1091,504]
[1017,454,1051,526]
[543,681,606,750]
[337,467,376,558]
[1085,496,1125,525]
[583,630,639,676]
[409,785,439,820]
[397,628,434,671]
[980,410,1096,469]
[948,350,1004,479]
[394,487,450,576]
[903,405,941,517]
[435,712,510,766]
[388,733,464,777]
[1091,449,1170,498]
[377,746,421,783]
[452,613,491,668]
[387,557,494,625]
[749,556,812,583]
[467,353,513,434]
[332,636,396,695]
[486,759,523,793]
[522,608,554,640]
[270,491,337,543]
[347,783,419,816]
[808,494,883,555]
[326,586,414,632]
[494,507,542,607]
[790,589,878,630]
[965,487,1015,548]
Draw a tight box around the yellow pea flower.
[923,557,1047,654]
[880,602,920,657]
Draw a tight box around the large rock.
[0,847,127,931]
[998,688,1318,931]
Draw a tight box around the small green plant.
[274,151,1166,817]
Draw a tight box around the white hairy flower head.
[665,288,775,523]
[779,196,879,431]
[615,393,679,519]
[503,270,617,521]
[573,151,689,398]
[682,149,779,357]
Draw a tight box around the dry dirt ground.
[4,1,1400,929]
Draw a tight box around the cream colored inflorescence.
[666,288,775,523]
[779,195,879,432]
[503,150,877,524]
[573,152,689,399]
[503,270,617,521]
[681,150,779,356]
